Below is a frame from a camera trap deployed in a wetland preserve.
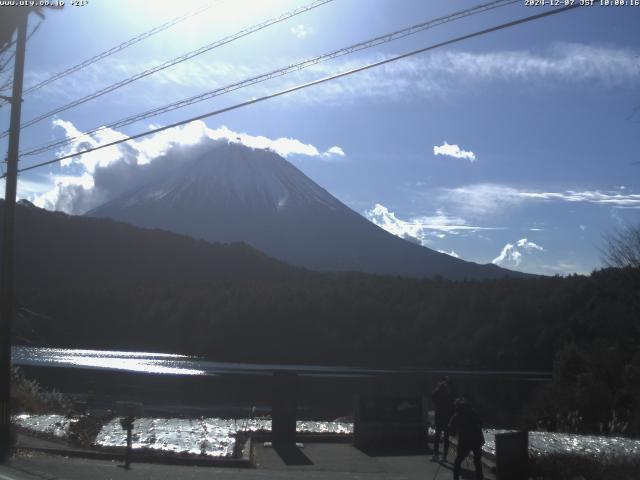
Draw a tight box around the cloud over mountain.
[364,203,501,246]
[79,141,521,280]
[492,238,544,268]
[30,120,346,215]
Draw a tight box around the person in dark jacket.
[448,398,484,480]
[431,377,455,461]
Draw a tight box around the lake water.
[11,349,633,463]
[14,414,353,457]
[11,346,398,377]
[11,346,551,379]
[15,414,640,462]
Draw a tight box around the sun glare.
[121,0,302,40]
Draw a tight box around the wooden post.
[0,9,28,462]
[272,372,297,445]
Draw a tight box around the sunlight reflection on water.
[13,346,205,376]
[14,414,76,439]
[482,429,640,462]
[95,417,353,457]
[47,355,206,375]
[12,346,398,377]
[15,414,353,457]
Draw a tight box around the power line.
[0,0,335,138]
[10,3,581,178]
[0,72,13,91]
[0,3,216,106]
[0,21,41,89]
[21,0,518,158]
[0,38,16,57]
[0,51,16,76]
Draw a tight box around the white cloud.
[364,204,424,243]
[493,243,520,266]
[271,43,640,105]
[492,238,544,267]
[290,24,308,39]
[323,145,345,158]
[433,142,476,162]
[430,44,640,85]
[1,176,56,204]
[579,224,586,231]
[26,43,639,111]
[440,184,525,216]
[441,183,640,216]
[517,189,640,206]
[52,120,342,164]
[34,172,97,214]
[53,119,129,172]
[364,203,501,246]
[517,238,544,251]
[437,249,460,258]
[29,119,345,214]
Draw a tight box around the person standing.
[448,398,485,480]
[431,376,455,461]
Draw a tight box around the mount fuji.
[88,142,520,280]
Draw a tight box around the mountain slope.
[1,199,300,292]
[88,142,523,280]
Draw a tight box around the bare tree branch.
[603,224,640,269]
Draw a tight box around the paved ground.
[0,443,495,480]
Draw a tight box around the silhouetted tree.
[604,223,640,268]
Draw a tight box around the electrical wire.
[0,79,12,93]
[0,0,335,138]
[0,21,41,92]
[20,0,518,158]
[0,3,216,105]
[0,48,15,75]
[0,75,13,95]
[8,3,581,178]
[0,38,16,57]
[0,50,16,77]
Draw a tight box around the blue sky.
[1,0,639,275]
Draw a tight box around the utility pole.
[0,8,29,462]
